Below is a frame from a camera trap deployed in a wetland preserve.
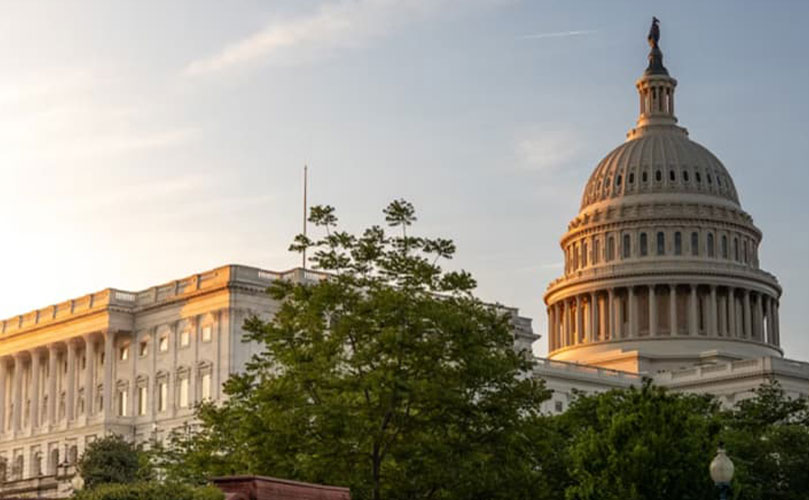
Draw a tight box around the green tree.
[721,381,809,500]
[72,482,223,500]
[77,435,152,489]
[559,381,722,500]
[160,200,549,500]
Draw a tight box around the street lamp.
[709,443,734,500]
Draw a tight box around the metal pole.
[302,165,308,270]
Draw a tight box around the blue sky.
[0,0,806,359]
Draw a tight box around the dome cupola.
[543,19,782,374]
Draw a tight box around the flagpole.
[302,165,308,270]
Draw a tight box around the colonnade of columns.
[0,331,113,437]
[548,285,780,352]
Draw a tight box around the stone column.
[66,340,76,422]
[649,285,658,337]
[710,286,719,337]
[12,354,23,434]
[743,290,752,339]
[575,296,583,344]
[84,335,96,418]
[774,302,780,346]
[0,357,7,433]
[590,292,598,342]
[30,350,40,430]
[47,345,58,427]
[607,289,615,339]
[689,285,698,336]
[616,290,624,339]
[628,287,637,338]
[561,301,568,348]
[727,288,736,338]
[765,296,773,344]
[548,307,555,351]
[756,294,765,341]
[669,285,677,335]
[103,331,115,416]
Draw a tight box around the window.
[180,330,190,348]
[138,386,148,416]
[157,379,168,413]
[640,233,648,256]
[593,239,600,264]
[201,373,212,401]
[721,235,728,259]
[642,171,648,182]
[691,232,699,256]
[707,233,715,257]
[616,175,622,186]
[669,170,675,181]
[674,232,682,255]
[734,238,740,261]
[743,241,748,263]
[179,377,190,408]
[119,345,129,361]
[582,241,588,267]
[696,172,702,183]
[628,173,634,184]
[117,388,128,417]
[655,170,662,182]
[201,326,212,343]
[656,232,665,255]
[683,171,689,182]
[554,401,563,413]
[622,234,631,259]
[139,341,148,358]
[607,236,615,261]
[159,336,169,353]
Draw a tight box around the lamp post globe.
[710,444,734,500]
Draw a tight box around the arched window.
[696,172,702,183]
[707,233,715,257]
[655,170,662,182]
[622,234,631,259]
[656,232,665,255]
[734,237,740,261]
[743,240,748,263]
[593,238,600,264]
[674,231,682,255]
[607,236,615,261]
[691,232,699,256]
[629,173,634,184]
[640,233,648,256]
[721,235,728,259]
[642,171,648,182]
[582,241,588,267]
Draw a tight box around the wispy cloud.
[515,128,580,172]
[522,29,596,40]
[185,0,505,75]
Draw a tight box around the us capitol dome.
[543,19,782,373]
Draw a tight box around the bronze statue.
[648,17,660,48]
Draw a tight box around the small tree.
[77,435,151,489]
[160,200,549,500]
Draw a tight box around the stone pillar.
[85,335,96,418]
[575,296,583,344]
[608,289,616,340]
[47,345,58,427]
[12,354,23,434]
[669,285,677,335]
[590,292,598,342]
[649,285,658,337]
[689,285,698,336]
[774,302,780,346]
[548,307,555,351]
[628,287,637,338]
[103,331,115,416]
[0,357,7,433]
[756,293,765,341]
[743,290,752,339]
[710,286,719,337]
[765,296,773,344]
[30,350,40,430]
[66,340,76,422]
[718,292,726,337]
[616,290,624,338]
[727,288,736,338]
[561,301,569,348]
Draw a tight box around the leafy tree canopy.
[77,435,152,490]
[159,200,549,500]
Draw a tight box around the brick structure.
[213,475,350,500]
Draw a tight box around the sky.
[0,0,807,359]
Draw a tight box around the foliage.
[77,435,153,489]
[720,381,809,500]
[558,380,722,500]
[159,200,550,500]
[72,482,223,500]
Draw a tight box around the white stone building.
[537,20,809,414]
